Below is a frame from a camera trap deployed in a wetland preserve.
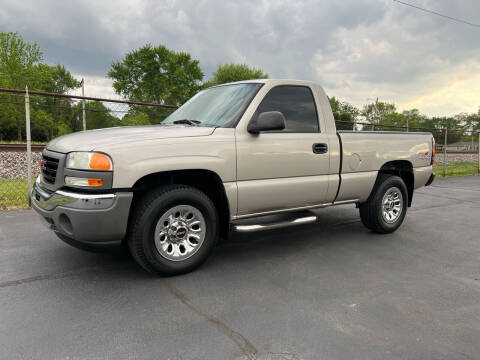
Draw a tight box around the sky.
[1,0,479,116]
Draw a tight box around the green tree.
[381,112,406,129]
[122,112,151,126]
[0,32,43,89]
[401,109,425,129]
[378,109,427,130]
[329,96,359,130]
[459,110,480,136]
[30,108,53,142]
[0,32,43,140]
[108,44,203,106]
[0,101,19,141]
[362,101,396,129]
[37,64,80,94]
[123,104,175,125]
[205,63,268,87]
[422,116,463,144]
[0,33,85,142]
[78,102,119,130]
[33,63,81,138]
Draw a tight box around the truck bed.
[334,131,434,203]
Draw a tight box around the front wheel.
[359,174,408,234]
[127,185,218,275]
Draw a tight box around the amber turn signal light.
[87,178,104,187]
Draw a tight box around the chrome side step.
[232,211,317,233]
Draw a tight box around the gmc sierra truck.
[31,79,435,275]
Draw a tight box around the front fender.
[120,155,235,188]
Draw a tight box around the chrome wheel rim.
[382,187,403,224]
[154,205,206,261]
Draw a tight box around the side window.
[256,86,319,132]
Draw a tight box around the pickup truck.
[31,79,435,275]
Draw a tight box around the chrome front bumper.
[31,177,133,245]
[31,177,116,211]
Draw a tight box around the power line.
[392,0,480,28]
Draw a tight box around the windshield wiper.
[172,119,201,126]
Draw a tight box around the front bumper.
[31,177,133,245]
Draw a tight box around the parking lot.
[1,176,479,360]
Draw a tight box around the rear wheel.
[359,174,408,233]
[127,185,218,275]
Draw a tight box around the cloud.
[69,75,116,100]
[310,0,480,115]
[0,0,479,115]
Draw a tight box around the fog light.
[58,213,73,234]
[65,176,103,187]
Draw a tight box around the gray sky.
[1,0,479,116]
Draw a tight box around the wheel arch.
[376,160,414,207]
[130,169,231,239]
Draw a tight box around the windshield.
[162,83,262,127]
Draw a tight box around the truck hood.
[46,125,215,153]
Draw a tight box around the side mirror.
[247,111,286,134]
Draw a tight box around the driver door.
[235,85,331,216]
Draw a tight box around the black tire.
[127,185,218,275]
[359,174,408,234]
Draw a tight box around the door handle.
[312,143,328,154]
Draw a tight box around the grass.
[433,162,479,178]
[0,179,29,210]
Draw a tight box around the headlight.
[66,152,113,171]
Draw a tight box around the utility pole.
[472,126,475,150]
[81,78,86,131]
[25,86,32,203]
[374,98,381,130]
[443,128,448,177]
[367,98,380,131]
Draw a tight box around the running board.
[232,211,317,233]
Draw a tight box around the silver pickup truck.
[31,79,435,275]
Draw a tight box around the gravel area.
[435,152,479,164]
[0,151,42,179]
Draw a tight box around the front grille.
[41,155,59,184]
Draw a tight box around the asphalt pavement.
[1,176,479,360]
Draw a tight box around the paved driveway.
[1,177,479,360]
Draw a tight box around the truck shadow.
[206,205,405,273]
[44,205,393,280]
[115,207,387,275]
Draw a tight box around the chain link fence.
[383,125,479,168]
[0,88,176,209]
[0,88,479,210]
[337,119,479,178]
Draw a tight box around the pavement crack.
[416,191,478,203]
[409,201,476,213]
[0,266,98,289]
[430,185,480,192]
[163,280,258,360]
